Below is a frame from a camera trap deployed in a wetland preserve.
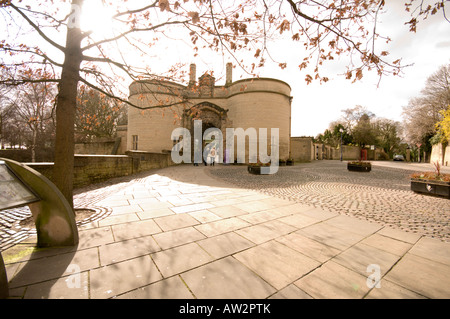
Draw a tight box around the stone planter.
[347,162,371,172]
[247,165,263,175]
[411,178,450,199]
[247,165,260,175]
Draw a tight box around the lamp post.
[340,128,343,161]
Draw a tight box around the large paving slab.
[383,253,450,299]
[233,240,320,290]
[98,236,161,266]
[2,163,450,299]
[151,242,214,278]
[294,261,371,299]
[116,276,194,299]
[89,256,162,299]
[296,222,366,251]
[180,257,276,299]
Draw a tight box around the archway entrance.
[184,102,228,165]
[201,121,219,165]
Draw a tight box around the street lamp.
[340,128,344,161]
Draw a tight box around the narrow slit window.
[132,135,138,150]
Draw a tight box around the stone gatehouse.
[123,63,293,163]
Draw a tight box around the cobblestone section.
[209,162,450,242]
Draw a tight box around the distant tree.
[323,107,404,157]
[0,106,27,148]
[0,93,15,148]
[0,68,19,148]
[75,87,124,142]
[403,64,450,145]
[421,64,450,110]
[373,118,402,158]
[317,123,353,147]
[11,70,56,161]
[340,105,375,134]
[435,106,450,143]
[352,113,377,147]
[331,123,353,146]
[1,67,56,160]
[315,129,332,145]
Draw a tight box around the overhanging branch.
[78,77,189,110]
[9,3,66,53]
[81,19,190,52]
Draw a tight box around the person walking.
[210,147,216,166]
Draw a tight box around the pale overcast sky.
[234,1,450,138]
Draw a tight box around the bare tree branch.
[8,3,66,52]
[111,1,159,19]
[78,77,188,110]
[81,19,190,52]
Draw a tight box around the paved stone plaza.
[210,161,450,242]
[1,161,450,299]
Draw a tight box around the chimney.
[226,62,232,86]
[189,64,196,85]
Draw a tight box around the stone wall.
[74,139,117,155]
[313,144,361,160]
[313,143,323,160]
[290,137,313,162]
[430,143,450,166]
[125,150,173,173]
[26,152,173,189]
[73,155,134,188]
[341,145,361,160]
[289,138,388,162]
[115,126,128,155]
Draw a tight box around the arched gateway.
[126,63,293,163]
[184,102,228,164]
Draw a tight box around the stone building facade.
[290,137,313,162]
[125,63,293,163]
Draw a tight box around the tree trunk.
[53,0,84,208]
[31,126,36,162]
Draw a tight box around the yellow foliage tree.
[435,106,450,143]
